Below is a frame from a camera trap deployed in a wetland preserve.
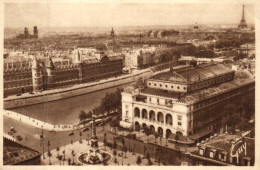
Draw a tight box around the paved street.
[4,115,191,165]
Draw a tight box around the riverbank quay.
[4,69,153,109]
[4,110,81,132]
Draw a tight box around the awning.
[189,129,212,141]
[119,121,132,128]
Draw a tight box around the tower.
[194,23,199,30]
[110,27,115,37]
[238,4,247,29]
[74,49,83,83]
[45,53,55,89]
[24,27,28,35]
[31,56,43,93]
[33,26,38,38]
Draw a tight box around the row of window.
[148,81,186,90]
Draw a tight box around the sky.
[4,3,255,28]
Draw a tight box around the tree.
[87,134,89,145]
[113,149,117,157]
[146,152,151,160]
[114,157,118,165]
[113,139,117,150]
[71,150,75,164]
[143,145,147,157]
[135,125,141,137]
[47,140,51,152]
[78,110,86,122]
[144,126,151,141]
[79,132,82,143]
[47,151,52,165]
[122,138,125,146]
[123,145,127,158]
[154,132,158,143]
[56,147,60,158]
[133,144,136,155]
[147,158,153,166]
[103,138,107,151]
[62,150,66,165]
[67,158,71,165]
[136,155,142,165]
[113,150,118,165]
[57,155,63,165]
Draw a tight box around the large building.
[120,63,254,142]
[3,137,41,165]
[187,131,254,166]
[3,50,123,97]
[16,26,38,39]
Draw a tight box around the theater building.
[120,63,254,141]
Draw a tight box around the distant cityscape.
[3,3,255,167]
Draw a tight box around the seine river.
[11,83,133,125]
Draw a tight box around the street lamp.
[40,128,45,159]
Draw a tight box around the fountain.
[78,115,112,165]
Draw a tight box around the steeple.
[238,4,247,29]
[110,27,115,37]
[74,49,82,63]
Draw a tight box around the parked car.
[68,132,74,136]
[10,127,16,133]
[82,127,89,132]
[16,135,23,141]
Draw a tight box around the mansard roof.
[150,64,233,84]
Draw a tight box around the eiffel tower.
[238,4,247,29]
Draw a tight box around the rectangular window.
[178,122,182,126]
[209,151,214,158]
[125,105,128,109]
[126,111,128,116]
[178,116,182,121]
[199,149,204,155]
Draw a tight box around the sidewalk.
[4,110,80,132]
[41,139,158,166]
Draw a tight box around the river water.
[11,83,133,125]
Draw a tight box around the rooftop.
[3,137,41,165]
[195,132,255,160]
[141,70,254,104]
[150,64,233,84]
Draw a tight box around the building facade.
[120,63,254,141]
[187,132,254,166]
[3,50,123,97]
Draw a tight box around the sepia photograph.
[2,0,257,167]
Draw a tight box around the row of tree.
[78,88,122,123]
